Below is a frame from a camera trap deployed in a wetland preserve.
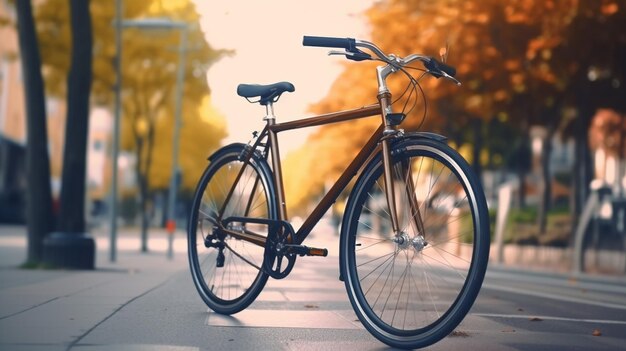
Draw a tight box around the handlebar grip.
[425,57,457,78]
[303,36,354,49]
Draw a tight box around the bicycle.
[188,36,490,349]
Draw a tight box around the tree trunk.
[572,86,595,220]
[134,137,149,252]
[15,0,55,263]
[139,176,150,252]
[516,124,530,208]
[471,118,483,182]
[57,0,93,233]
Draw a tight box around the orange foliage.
[283,0,626,213]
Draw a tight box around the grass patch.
[503,205,572,246]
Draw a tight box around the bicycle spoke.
[373,250,397,312]
[356,235,392,242]
[357,251,396,268]
[356,239,393,252]
[362,202,391,226]
[424,248,469,280]
[368,187,391,219]
[224,241,262,271]
[360,251,396,290]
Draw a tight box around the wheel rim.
[190,153,271,305]
[347,145,483,336]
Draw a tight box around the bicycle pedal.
[283,244,328,257]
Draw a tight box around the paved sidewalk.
[0,225,384,351]
[1,225,625,351]
[0,225,189,351]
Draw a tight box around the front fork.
[378,93,426,239]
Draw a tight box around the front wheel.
[340,138,490,349]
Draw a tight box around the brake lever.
[328,50,348,56]
[327,49,371,61]
[429,69,461,86]
[441,71,462,86]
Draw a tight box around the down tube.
[294,125,384,244]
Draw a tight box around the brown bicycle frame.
[270,104,384,245]
[218,93,424,248]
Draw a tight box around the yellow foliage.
[34,0,228,193]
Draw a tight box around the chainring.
[263,222,297,279]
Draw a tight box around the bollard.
[166,219,175,260]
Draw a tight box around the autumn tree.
[288,0,538,214]
[34,0,227,251]
[523,0,626,226]
[290,0,626,246]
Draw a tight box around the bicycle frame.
[268,103,384,245]
[217,92,424,249]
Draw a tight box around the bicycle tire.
[340,137,489,349]
[188,143,277,315]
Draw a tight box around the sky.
[192,1,373,154]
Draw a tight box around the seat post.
[264,102,276,122]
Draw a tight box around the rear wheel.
[341,138,489,349]
[188,144,277,314]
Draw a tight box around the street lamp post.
[111,17,188,259]
[109,0,123,263]
[167,25,188,259]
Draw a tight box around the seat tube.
[265,102,288,221]
[378,92,401,234]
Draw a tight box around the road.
[1,226,625,350]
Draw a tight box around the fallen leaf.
[304,304,319,309]
[592,329,602,336]
[449,330,470,337]
[529,317,543,322]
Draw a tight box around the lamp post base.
[42,232,96,269]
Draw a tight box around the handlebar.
[302,36,356,49]
[303,35,458,83]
